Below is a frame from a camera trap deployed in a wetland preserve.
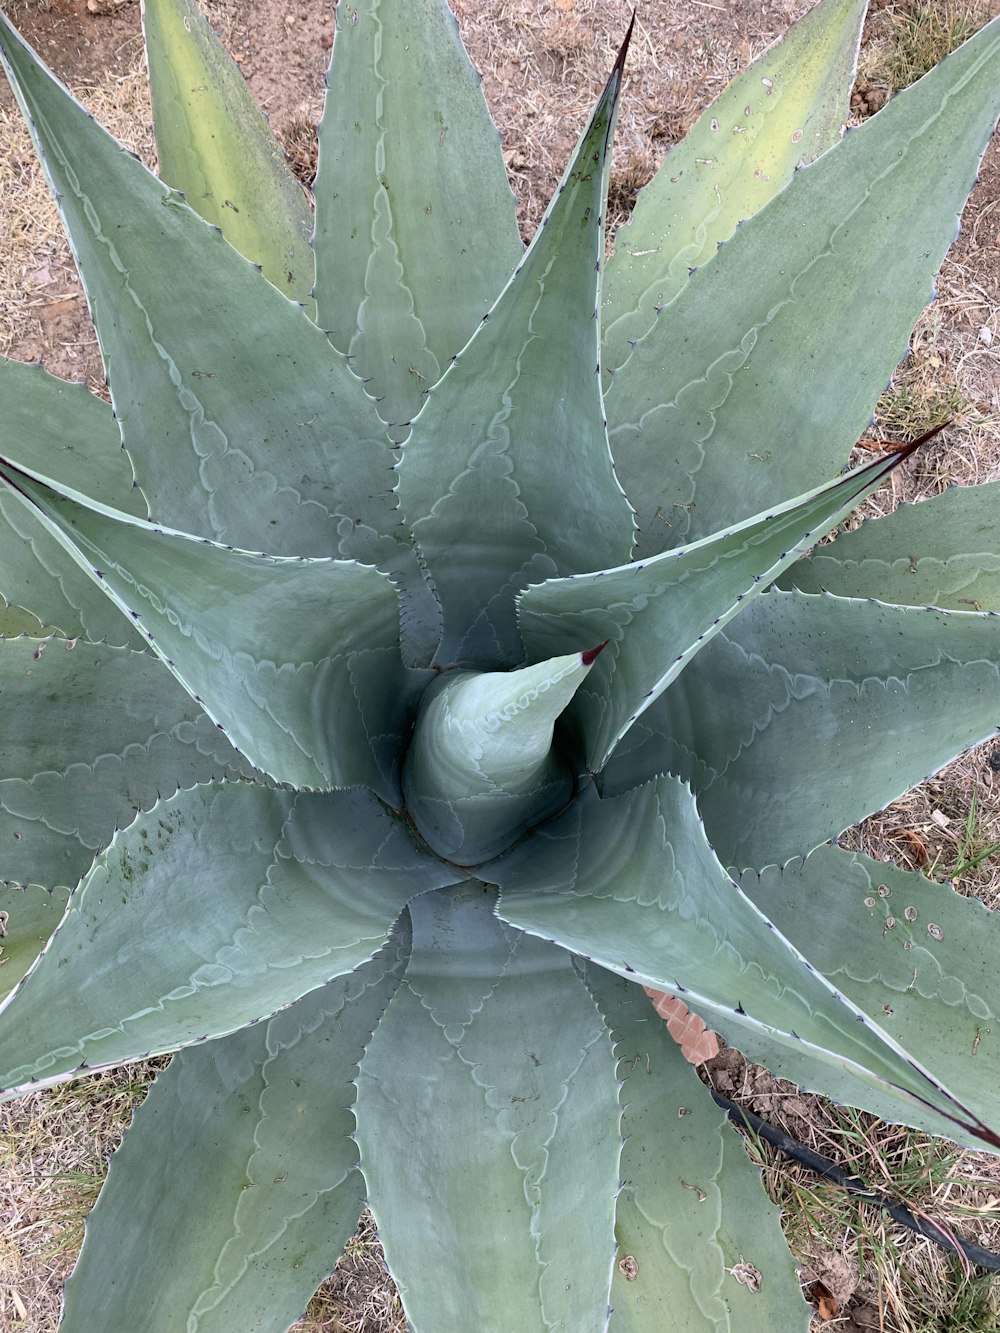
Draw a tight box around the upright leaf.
[519,446,914,772]
[61,938,409,1333]
[315,0,522,432]
[142,0,315,313]
[0,784,459,1097]
[603,0,866,380]
[396,31,636,667]
[0,465,416,798]
[355,885,621,1333]
[0,15,408,580]
[605,16,1000,555]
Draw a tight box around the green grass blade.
[61,938,408,1332]
[605,15,1000,557]
[603,0,867,382]
[782,479,1000,610]
[396,33,636,667]
[519,446,912,772]
[490,777,1000,1153]
[355,884,621,1333]
[315,0,522,434]
[0,784,458,1099]
[0,636,245,893]
[142,0,315,313]
[581,966,809,1333]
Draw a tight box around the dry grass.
[1,1,999,1331]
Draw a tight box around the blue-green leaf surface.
[605,15,1000,555]
[61,935,409,1333]
[781,480,1000,610]
[396,35,635,667]
[0,14,412,586]
[315,0,522,433]
[621,589,1000,869]
[0,636,244,892]
[355,884,621,1333]
[520,447,912,772]
[490,777,1000,1151]
[0,783,459,1098]
[603,0,866,381]
[734,844,1000,1146]
[0,466,416,798]
[581,966,809,1333]
[143,0,315,312]
[0,884,69,1004]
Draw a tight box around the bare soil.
[1,1,999,1330]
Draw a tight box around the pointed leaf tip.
[581,640,610,667]
[613,12,636,78]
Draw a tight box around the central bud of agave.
[402,646,606,866]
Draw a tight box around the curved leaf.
[315,0,522,431]
[0,466,417,798]
[782,480,1000,611]
[520,446,914,771]
[355,884,621,1333]
[603,0,866,380]
[490,777,1000,1151]
[0,14,411,586]
[605,15,1000,555]
[142,0,315,311]
[402,649,597,864]
[0,636,244,892]
[634,589,1000,869]
[581,966,808,1333]
[396,33,635,667]
[736,843,1000,1143]
[0,783,459,1099]
[61,935,409,1333]
[0,884,69,1004]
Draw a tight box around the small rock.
[979,325,994,346]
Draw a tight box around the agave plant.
[1,0,999,1327]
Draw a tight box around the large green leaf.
[626,589,1000,869]
[602,0,866,380]
[0,636,244,892]
[489,777,1000,1152]
[142,0,315,312]
[315,0,522,433]
[61,936,409,1333]
[782,480,1000,610]
[0,465,416,798]
[0,358,139,514]
[0,358,145,644]
[736,844,1000,1145]
[0,885,70,1004]
[604,15,1000,556]
[581,966,808,1333]
[519,446,913,772]
[355,885,621,1333]
[0,783,459,1098]
[0,15,410,584]
[396,33,635,668]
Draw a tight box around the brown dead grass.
[1,2,999,1331]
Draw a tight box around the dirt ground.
[1,1,1000,1330]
